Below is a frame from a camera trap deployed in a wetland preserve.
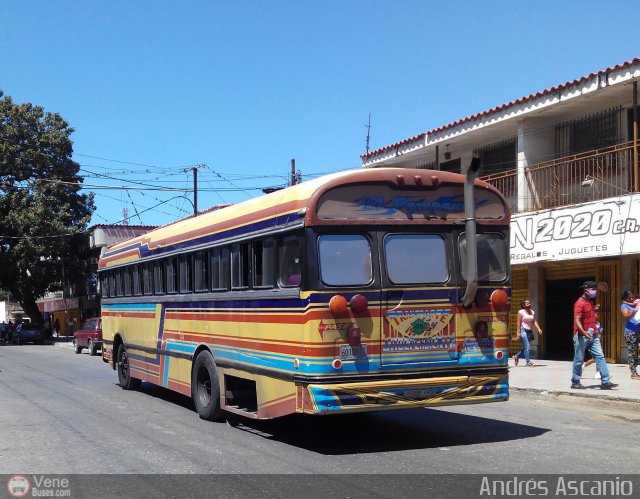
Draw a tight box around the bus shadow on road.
[130,383,550,455]
[225,408,550,455]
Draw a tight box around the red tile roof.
[361,57,640,160]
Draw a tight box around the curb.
[511,386,640,411]
[53,340,74,348]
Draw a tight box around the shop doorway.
[544,277,593,360]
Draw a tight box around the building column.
[517,120,529,212]
[528,263,542,358]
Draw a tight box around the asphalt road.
[1,344,638,476]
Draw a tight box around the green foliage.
[0,90,95,319]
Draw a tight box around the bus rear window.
[318,235,372,286]
[384,234,448,284]
[459,233,508,282]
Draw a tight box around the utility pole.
[194,166,198,215]
[184,164,205,215]
[290,159,301,186]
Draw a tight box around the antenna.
[365,113,372,153]
[121,207,129,226]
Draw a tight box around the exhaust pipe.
[461,157,481,307]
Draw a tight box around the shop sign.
[41,298,80,312]
[510,195,640,264]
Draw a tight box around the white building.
[0,299,25,323]
[362,57,640,362]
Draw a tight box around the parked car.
[73,317,102,356]
[13,323,47,345]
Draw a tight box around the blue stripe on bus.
[103,303,157,310]
[104,211,304,260]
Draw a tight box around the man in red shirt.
[571,281,618,389]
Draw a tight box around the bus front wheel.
[192,350,223,421]
[117,344,141,390]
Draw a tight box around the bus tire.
[117,344,141,390]
[192,350,223,421]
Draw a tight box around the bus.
[98,163,511,421]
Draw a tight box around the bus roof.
[99,167,509,269]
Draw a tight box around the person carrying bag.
[514,298,543,367]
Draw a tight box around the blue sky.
[1,1,638,227]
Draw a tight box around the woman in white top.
[514,299,543,366]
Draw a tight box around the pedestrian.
[7,320,14,344]
[514,298,543,366]
[53,318,60,338]
[0,321,6,344]
[571,281,618,390]
[44,316,52,339]
[583,305,603,379]
[619,290,640,380]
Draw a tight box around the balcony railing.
[481,140,639,214]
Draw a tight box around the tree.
[0,90,95,322]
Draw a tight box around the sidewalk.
[509,358,640,406]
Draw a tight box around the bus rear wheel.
[192,350,223,421]
[117,344,141,390]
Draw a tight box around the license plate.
[404,388,439,399]
[339,344,367,360]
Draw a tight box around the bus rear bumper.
[297,373,509,414]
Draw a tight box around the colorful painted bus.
[99,163,511,421]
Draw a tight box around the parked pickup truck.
[73,317,102,356]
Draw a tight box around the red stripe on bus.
[102,311,156,319]
[98,248,140,268]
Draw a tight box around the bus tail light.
[329,295,348,314]
[490,289,509,311]
[350,294,368,313]
[474,320,488,339]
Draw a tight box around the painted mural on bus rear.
[99,162,510,421]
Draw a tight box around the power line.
[93,192,190,219]
[204,165,254,199]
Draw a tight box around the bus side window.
[108,272,116,298]
[253,238,275,288]
[211,247,230,291]
[132,265,142,296]
[194,251,209,292]
[279,235,301,287]
[179,254,193,293]
[143,262,153,295]
[153,261,164,295]
[166,257,178,294]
